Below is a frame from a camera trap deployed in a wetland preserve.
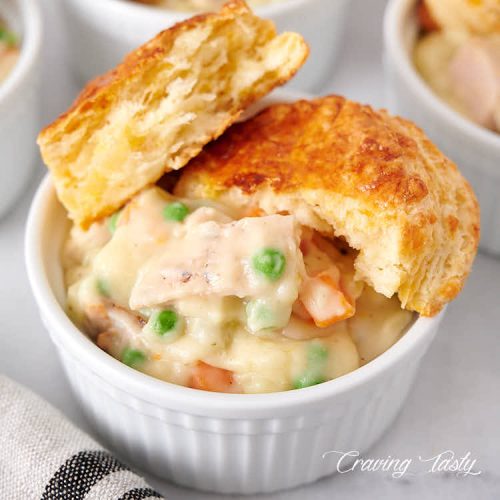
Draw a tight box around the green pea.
[108,210,121,234]
[163,201,189,222]
[0,28,17,47]
[246,299,276,332]
[96,278,110,298]
[252,248,286,281]
[293,374,326,389]
[293,343,329,390]
[122,348,146,367]
[308,344,328,363]
[152,309,178,336]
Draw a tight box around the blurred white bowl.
[384,0,500,256]
[26,89,444,494]
[61,0,348,92]
[0,0,42,218]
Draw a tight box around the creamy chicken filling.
[415,29,500,133]
[64,187,413,393]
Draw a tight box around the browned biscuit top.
[177,96,480,316]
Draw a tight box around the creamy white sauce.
[64,187,414,393]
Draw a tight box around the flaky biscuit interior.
[38,0,308,227]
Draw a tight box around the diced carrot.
[299,271,355,328]
[297,230,358,328]
[189,361,237,393]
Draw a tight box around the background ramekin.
[25,90,444,494]
[384,0,500,256]
[61,0,349,92]
[0,0,42,218]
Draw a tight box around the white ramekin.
[25,89,444,494]
[61,0,348,92]
[0,0,42,218]
[384,0,500,256]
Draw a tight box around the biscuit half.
[38,0,308,227]
[175,96,480,316]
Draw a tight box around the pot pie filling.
[414,4,500,133]
[0,18,20,83]
[64,186,413,394]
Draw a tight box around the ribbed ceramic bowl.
[61,0,349,92]
[0,0,41,218]
[25,91,444,494]
[384,0,500,256]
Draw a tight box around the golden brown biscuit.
[175,96,480,316]
[38,0,308,227]
[424,0,500,35]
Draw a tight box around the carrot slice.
[189,361,237,393]
[299,271,355,327]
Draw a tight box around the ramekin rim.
[383,0,500,151]
[25,171,443,414]
[105,0,316,17]
[0,0,42,104]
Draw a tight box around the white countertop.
[1,0,499,498]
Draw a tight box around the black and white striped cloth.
[0,376,164,500]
